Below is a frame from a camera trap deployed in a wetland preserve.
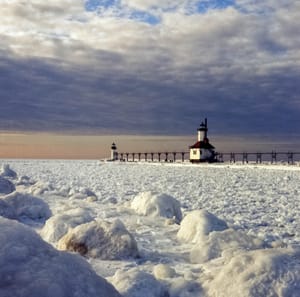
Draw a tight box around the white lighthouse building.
[110,142,118,161]
[189,118,216,163]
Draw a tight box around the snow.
[153,264,177,279]
[131,191,182,223]
[40,208,94,243]
[177,209,228,243]
[0,192,51,225]
[0,176,15,194]
[58,218,139,259]
[190,228,267,263]
[202,248,300,297]
[0,217,121,297]
[1,160,300,296]
[1,164,17,179]
[109,268,169,297]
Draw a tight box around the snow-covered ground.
[1,160,300,297]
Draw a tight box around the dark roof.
[190,141,215,149]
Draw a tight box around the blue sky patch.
[129,10,160,25]
[85,0,118,11]
[85,0,237,18]
[196,0,236,13]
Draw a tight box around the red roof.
[190,141,215,149]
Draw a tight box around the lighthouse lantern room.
[189,118,216,163]
[110,142,118,161]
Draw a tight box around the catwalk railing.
[118,151,300,164]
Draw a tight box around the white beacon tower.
[198,118,208,141]
[110,143,118,161]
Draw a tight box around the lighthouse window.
[193,150,197,155]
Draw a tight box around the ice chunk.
[153,264,176,279]
[190,228,267,263]
[58,218,139,259]
[16,175,35,186]
[1,192,51,224]
[29,181,54,195]
[0,217,121,297]
[40,208,94,243]
[131,191,182,223]
[204,248,300,297]
[169,278,203,297]
[0,199,15,219]
[0,176,15,195]
[177,209,228,243]
[0,164,17,179]
[110,268,168,297]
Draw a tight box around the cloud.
[0,0,299,136]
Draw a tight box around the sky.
[0,0,300,158]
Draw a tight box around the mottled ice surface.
[1,160,300,297]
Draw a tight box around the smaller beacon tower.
[110,143,118,161]
[189,118,216,163]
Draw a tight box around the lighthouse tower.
[198,118,208,141]
[189,118,216,163]
[110,143,118,161]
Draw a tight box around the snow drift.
[58,218,139,259]
[0,192,51,224]
[110,268,168,297]
[0,164,17,179]
[131,191,182,223]
[203,248,300,297]
[0,217,121,297]
[177,209,228,243]
[29,181,54,196]
[0,199,15,219]
[153,264,177,280]
[40,208,94,243]
[0,176,15,195]
[190,228,267,263]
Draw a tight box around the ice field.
[1,160,300,297]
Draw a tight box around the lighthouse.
[198,118,208,141]
[110,142,118,161]
[189,118,216,163]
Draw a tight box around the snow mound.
[153,264,176,279]
[0,164,17,179]
[0,176,15,195]
[68,187,98,200]
[177,210,228,243]
[131,191,182,223]
[0,199,15,219]
[29,181,54,196]
[58,219,139,259]
[204,248,300,297]
[16,175,35,186]
[1,192,51,223]
[190,228,267,263]
[169,278,204,297]
[40,208,94,243]
[0,217,121,297]
[110,268,168,297]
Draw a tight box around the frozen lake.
[1,160,300,297]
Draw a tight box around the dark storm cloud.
[1,53,299,136]
[0,0,300,137]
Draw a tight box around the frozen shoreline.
[1,160,300,296]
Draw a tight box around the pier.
[118,151,300,164]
